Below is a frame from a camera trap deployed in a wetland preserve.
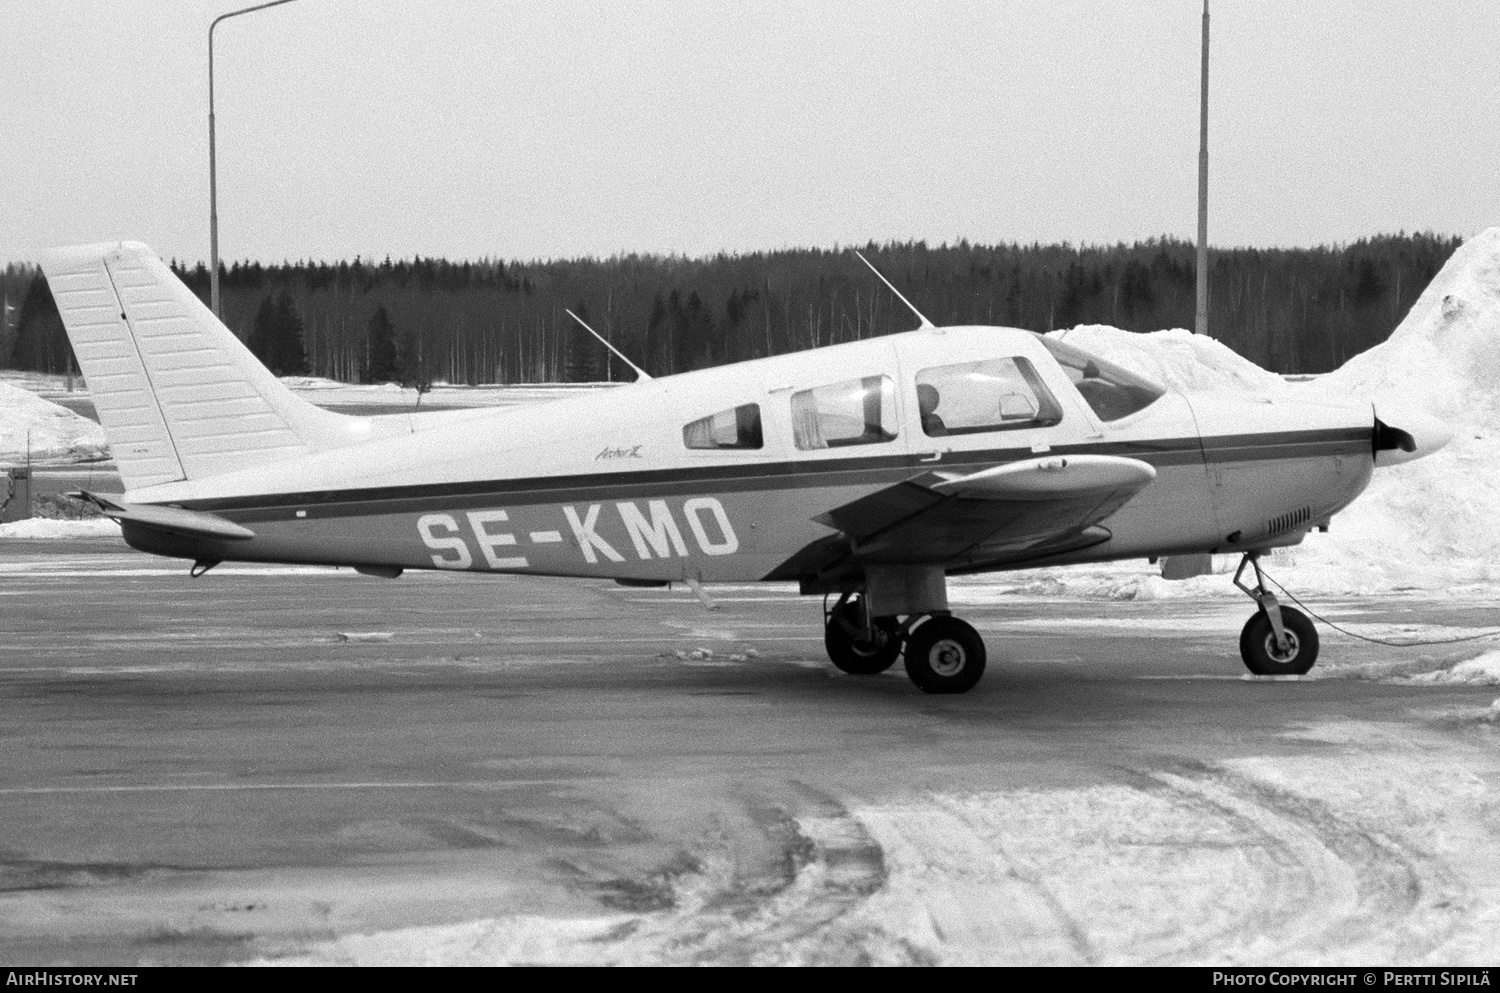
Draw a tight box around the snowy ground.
[272,740,1500,967]
[2,551,1497,966]
[4,233,1499,965]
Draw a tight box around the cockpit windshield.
[1036,335,1166,422]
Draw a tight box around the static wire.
[1265,573,1500,648]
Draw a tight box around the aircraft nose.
[1371,401,1453,467]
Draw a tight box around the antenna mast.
[854,251,935,330]
[565,309,652,382]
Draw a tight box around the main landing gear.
[823,593,987,694]
[1234,553,1320,675]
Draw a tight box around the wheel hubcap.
[1263,630,1300,664]
[929,639,967,676]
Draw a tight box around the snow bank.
[1320,229,1500,421]
[951,561,1232,603]
[1402,649,1500,686]
[0,383,109,464]
[1285,228,1500,592]
[1049,324,1289,396]
[0,517,122,539]
[1038,228,1500,596]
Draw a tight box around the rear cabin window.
[1037,335,1166,422]
[915,357,1063,437]
[683,403,763,450]
[791,375,898,450]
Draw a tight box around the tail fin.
[40,242,349,491]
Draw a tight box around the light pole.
[1195,0,1210,338]
[210,0,298,319]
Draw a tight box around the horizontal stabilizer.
[74,491,255,541]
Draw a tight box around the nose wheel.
[1234,554,1320,675]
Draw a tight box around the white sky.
[3,1,1497,264]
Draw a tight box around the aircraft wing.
[810,454,1156,567]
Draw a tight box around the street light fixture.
[209,0,299,319]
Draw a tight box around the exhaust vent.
[1267,505,1313,536]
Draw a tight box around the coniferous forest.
[1,234,1462,385]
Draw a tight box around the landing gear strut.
[1234,554,1319,675]
[822,594,987,693]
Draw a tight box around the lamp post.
[210,0,298,319]
[1195,0,1210,338]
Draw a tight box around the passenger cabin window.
[915,357,1063,437]
[684,403,763,450]
[791,375,897,450]
[1037,335,1166,422]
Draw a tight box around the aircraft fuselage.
[119,327,1377,586]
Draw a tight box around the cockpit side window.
[684,403,763,450]
[915,357,1063,437]
[791,375,898,450]
[1036,335,1166,422]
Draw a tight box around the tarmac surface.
[2,536,1499,965]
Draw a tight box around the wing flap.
[812,475,947,538]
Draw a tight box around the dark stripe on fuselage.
[179,426,1371,524]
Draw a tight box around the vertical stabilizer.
[40,241,346,491]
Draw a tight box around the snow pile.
[1284,228,1500,591]
[0,383,109,464]
[0,517,121,539]
[1320,229,1500,421]
[951,562,1230,603]
[278,375,349,390]
[1401,649,1500,686]
[1044,228,1500,596]
[1050,325,1288,396]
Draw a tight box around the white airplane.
[40,241,1450,693]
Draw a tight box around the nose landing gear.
[822,593,987,693]
[1234,554,1320,675]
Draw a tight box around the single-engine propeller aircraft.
[40,242,1450,693]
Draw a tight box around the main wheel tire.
[902,616,986,694]
[825,602,902,675]
[1239,606,1319,675]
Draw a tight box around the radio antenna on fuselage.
[855,250,935,330]
[565,309,652,382]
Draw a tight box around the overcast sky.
[4,1,1496,264]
